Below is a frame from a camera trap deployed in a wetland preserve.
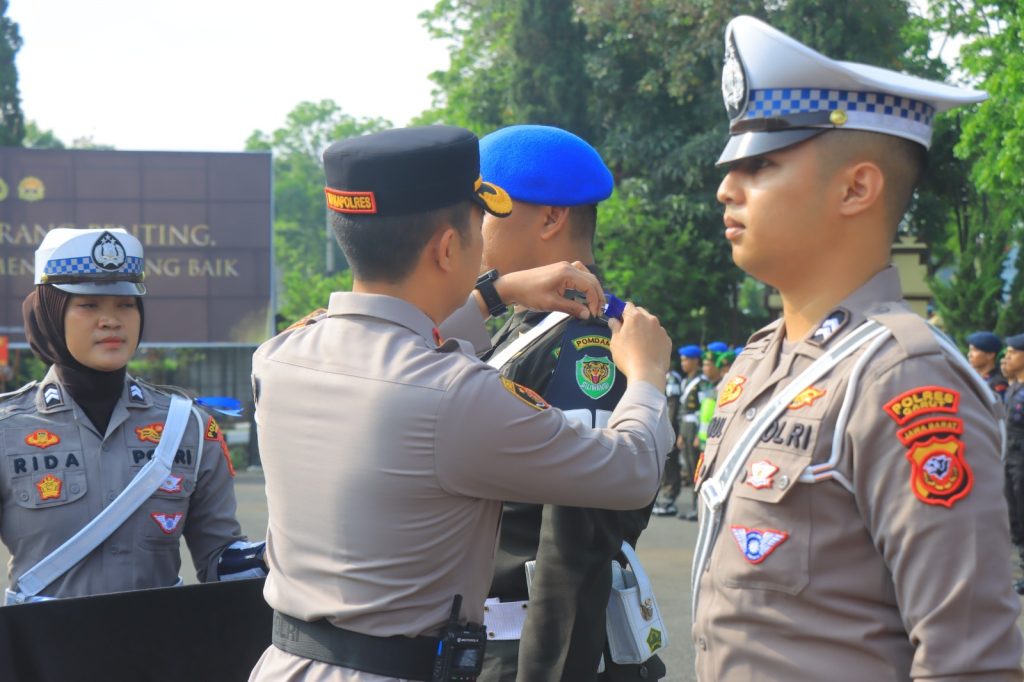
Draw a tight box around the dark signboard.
[0,149,272,345]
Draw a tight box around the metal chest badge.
[576,355,616,400]
[746,460,779,490]
[36,474,63,501]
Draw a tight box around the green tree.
[416,0,517,130]
[246,100,390,328]
[23,120,65,149]
[0,0,23,146]
[509,0,593,139]
[908,0,1023,340]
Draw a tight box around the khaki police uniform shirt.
[693,267,1023,681]
[0,367,243,598]
[248,292,670,682]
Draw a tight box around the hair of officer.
[816,130,926,231]
[569,204,598,245]
[330,202,473,282]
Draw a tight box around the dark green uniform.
[479,307,665,682]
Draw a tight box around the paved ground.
[6,471,1024,680]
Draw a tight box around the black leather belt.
[272,610,438,680]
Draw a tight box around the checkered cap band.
[745,89,936,125]
[44,255,144,277]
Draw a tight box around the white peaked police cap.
[717,15,988,165]
[35,228,147,296]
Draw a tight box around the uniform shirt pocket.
[11,468,88,509]
[718,451,811,595]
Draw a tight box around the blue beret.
[707,341,730,353]
[479,125,613,206]
[678,344,702,358]
[967,331,1002,353]
[1006,334,1024,351]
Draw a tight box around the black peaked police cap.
[323,125,512,218]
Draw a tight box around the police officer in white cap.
[692,16,1022,680]
[1,228,265,605]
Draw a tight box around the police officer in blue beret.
[967,331,1009,397]
[654,345,708,517]
[1003,334,1024,593]
[475,125,666,681]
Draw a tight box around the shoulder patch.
[500,376,550,411]
[884,386,959,425]
[0,380,37,403]
[205,416,221,441]
[897,417,963,447]
[128,380,146,403]
[906,436,972,508]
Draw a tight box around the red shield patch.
[906,436,972,508]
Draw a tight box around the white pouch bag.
[605,541,668,663]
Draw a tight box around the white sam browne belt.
[690,317,1002,619]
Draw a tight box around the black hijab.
[22,285,145,435]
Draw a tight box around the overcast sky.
[9,0,450,152]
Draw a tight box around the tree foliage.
[419,0,931,346]
[0,0,23,146]
[245,100,389,329]
[23,120,65,149]
[911,0,1023,339]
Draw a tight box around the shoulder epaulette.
[0,381,39,420]
[131,376,197,401]
[0,380,37,403]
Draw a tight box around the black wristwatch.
[475,269,508,317]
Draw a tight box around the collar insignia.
[128,381,146,403]
[42,383,63,408]
[809,309,850,347]
[731,526,789,564]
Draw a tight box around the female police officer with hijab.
[1,227,264,605]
